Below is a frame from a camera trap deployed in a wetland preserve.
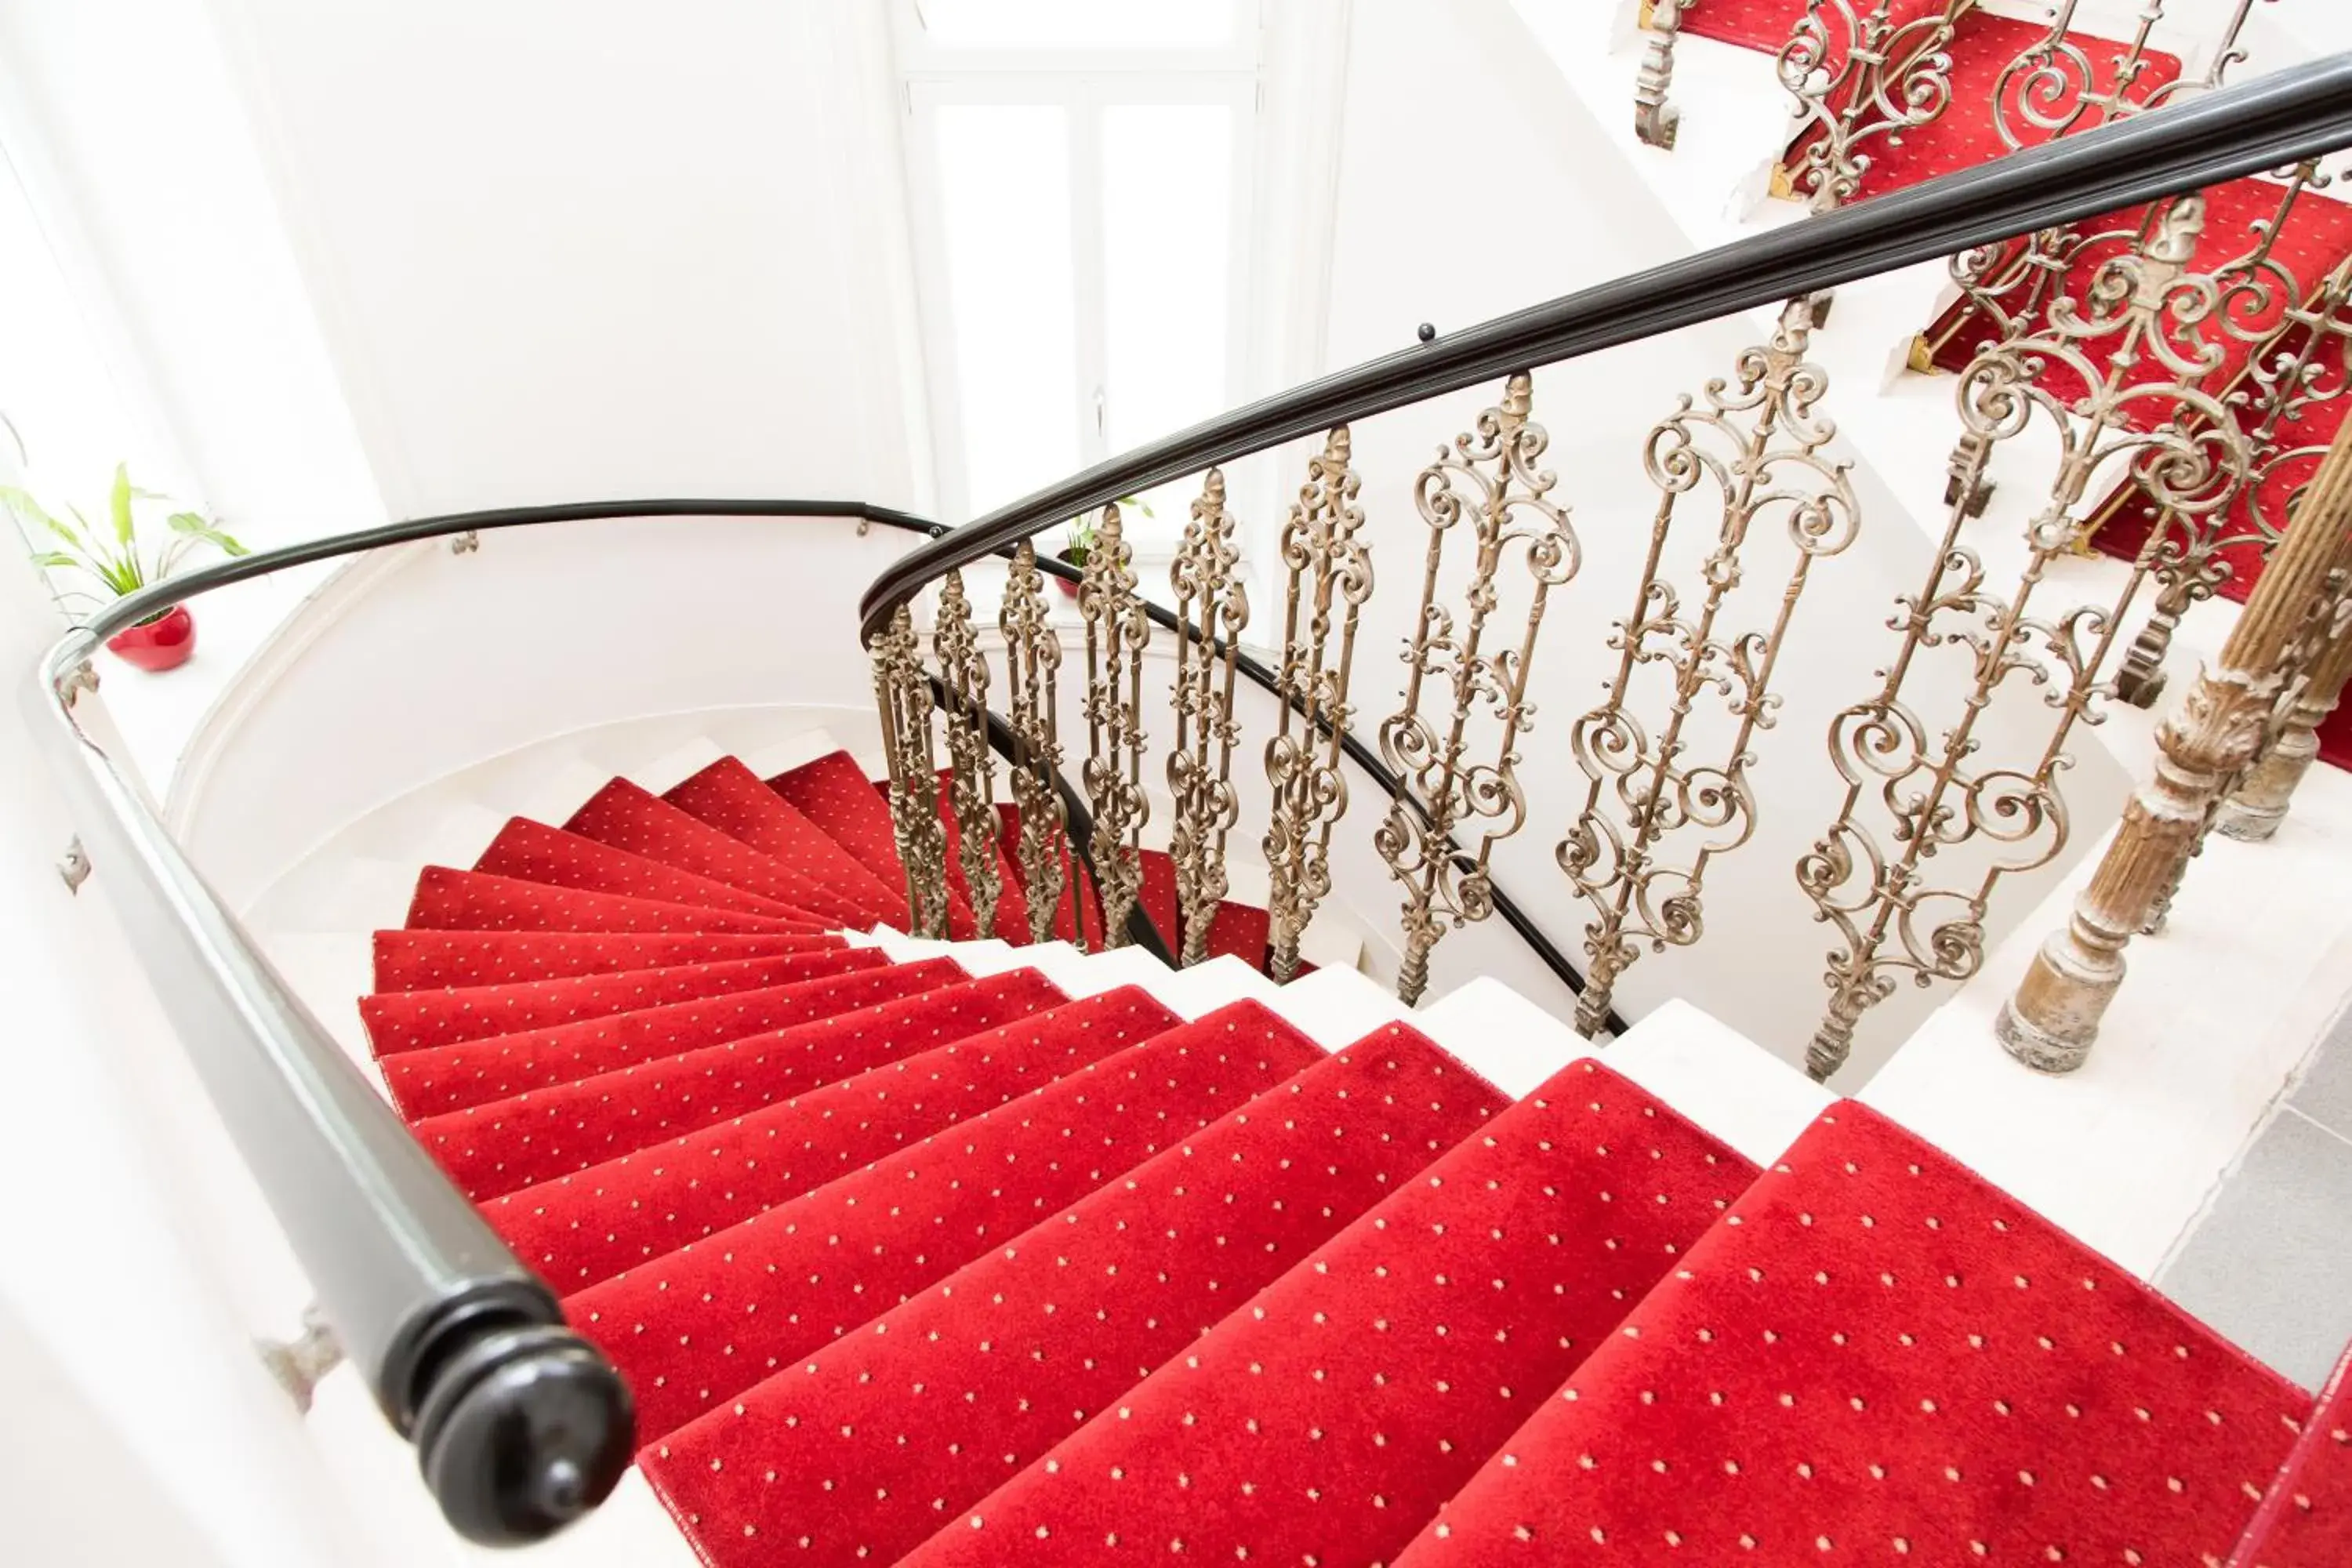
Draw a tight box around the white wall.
[176,514,930,913]
[208,0,931,518]
[0,0,383,548]
[1298,0,2130,1080]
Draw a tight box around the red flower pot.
[1053,550,1083,599]
[107,604,197,672]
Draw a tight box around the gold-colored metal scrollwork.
[1990,0,2172,152]
[1001,541,1070,946]
[1801,194,2251,1080]
[1377,375,1578,1006]
[1634,0,1693,151]
[935,568,1003,938]
[1167,470,1247,967]
[1777,0,1969,212]
[1265,429,1372,983]
[1561,302,1860,1036]
[872,603,950,939]
[1080,503,1150,946]
[2114,183,2352,705]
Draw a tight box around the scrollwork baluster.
[1080,503,1151,947]
[1801,194,2252,1080]
[1778,0,1967,212]
[1001,542,1070,946]
[935,568,1003,938]
[1168,471,1248,967]
[1561,302,1860,1035]
[1377,374,1580,1006]
[2114,194,2352,706]
[872,603,950,939]
[1265,429,1372,983]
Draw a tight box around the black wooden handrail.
[860,53,2352,641]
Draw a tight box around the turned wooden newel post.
[2214,588,2352,842]
[1996,417,2352,1073]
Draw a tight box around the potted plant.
[5,463,247,672]
[1051,495,1152,600]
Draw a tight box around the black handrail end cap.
[413,1322,636,1546]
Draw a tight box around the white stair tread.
[627,736,729,793]
[1606,997,1836,1167]
[1146,954,1283,1022]
[506,756,621,828]
[249,855,418,938]
[1255,967,1415,1053]
[259,933,377,1075]
[1414,977,1595,1101]
[408,801,510,874]
[737,726,847,781]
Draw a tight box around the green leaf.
[108,463,134,545]
[0,485,85,554]
[29,550,78,570]
[165,511,248,556]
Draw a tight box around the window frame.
[894,2,1265,536]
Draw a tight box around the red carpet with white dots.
[358,749,2348,1561]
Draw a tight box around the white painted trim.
[163,542,424,836]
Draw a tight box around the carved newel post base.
[1996,677,2268,1073]
[1996,412,2352,1072]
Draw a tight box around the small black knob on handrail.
[1417,321,1437,343]
[413,1322,635,1546]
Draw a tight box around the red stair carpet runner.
[1672,0,2352,773]
[1393,1104,2307,1565]
[640,1020,1508,1567]
[348,746,2338,1563]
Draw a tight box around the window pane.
[920,0,1238,50]
[935,104,1080,516]
[1102,103,1231,534]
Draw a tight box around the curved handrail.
[27,499,938,1548]
[860,53,2352,641]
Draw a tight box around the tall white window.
[896,1,1261,546]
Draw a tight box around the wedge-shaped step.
[476,818,809,921]
[771,750,978,938]
[359,948,888,1056]
[572,1000,1327,1438]
[380,957,969,1118]
[1391,1103,2307,1566]
[370,928,844,991]
[565,777,881,928]
[2231,1338,2352,1566]
[421,969,1071,1201]
[643,1020,1507,1568]
[663,757,911,927]
[403,868,822,936]
[899,1058,1757,1568]
[487,986,1181,1288]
